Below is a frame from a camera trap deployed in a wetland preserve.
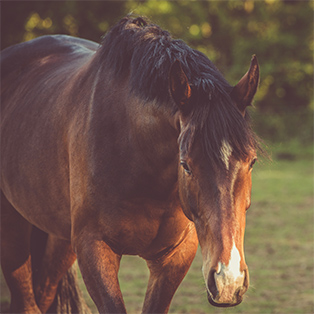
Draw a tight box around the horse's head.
[169,56,259,307]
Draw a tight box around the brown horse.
[1,16,261,313]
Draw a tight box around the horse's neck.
[128,99,179,160]
[128,100,180,198]
[83,84,180,199]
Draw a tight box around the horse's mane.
[99,16,261,166]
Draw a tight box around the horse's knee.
[142,225,198,313]
[1,193,32,268]
[73,235,126,313]
[34,236,77,313]
[0,193,40,313]
[3,254,41,314]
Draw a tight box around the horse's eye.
[249,157,257,169]
[180,161,192,175]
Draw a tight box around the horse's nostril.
[238,268,249,298]
[207,268,218,299]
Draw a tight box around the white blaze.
[220,139,233,170]
[217,241,243,281]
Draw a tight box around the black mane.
[98,16,260,166]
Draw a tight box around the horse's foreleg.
[73,235,126,313]
[142,226,198,314]
[0,192,41,314]
[33,235,76,313]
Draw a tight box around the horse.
[1,16,261,313]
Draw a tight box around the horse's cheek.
[178,176,197,222]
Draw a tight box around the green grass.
[1,142,313,313]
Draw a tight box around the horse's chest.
[100,201,190,257]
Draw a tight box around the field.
[1,142,313,313]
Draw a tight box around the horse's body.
[1,16,260,313]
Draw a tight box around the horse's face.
[178,135,256,306]
[169,57,259,307]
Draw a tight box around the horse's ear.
[169,60,192,110]
[231,55,259,116]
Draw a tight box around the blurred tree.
[1,0,313,143]
[1,1,126,48]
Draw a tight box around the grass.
[1,141,313,313]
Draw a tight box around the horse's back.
[1,35,97,111]
[1,35,97,238]
[1,35,98,77]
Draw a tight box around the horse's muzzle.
[206,267,249,307]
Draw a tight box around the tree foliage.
[1,0,313,143]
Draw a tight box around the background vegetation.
[2,0,313,143]
[1,1,313,313]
